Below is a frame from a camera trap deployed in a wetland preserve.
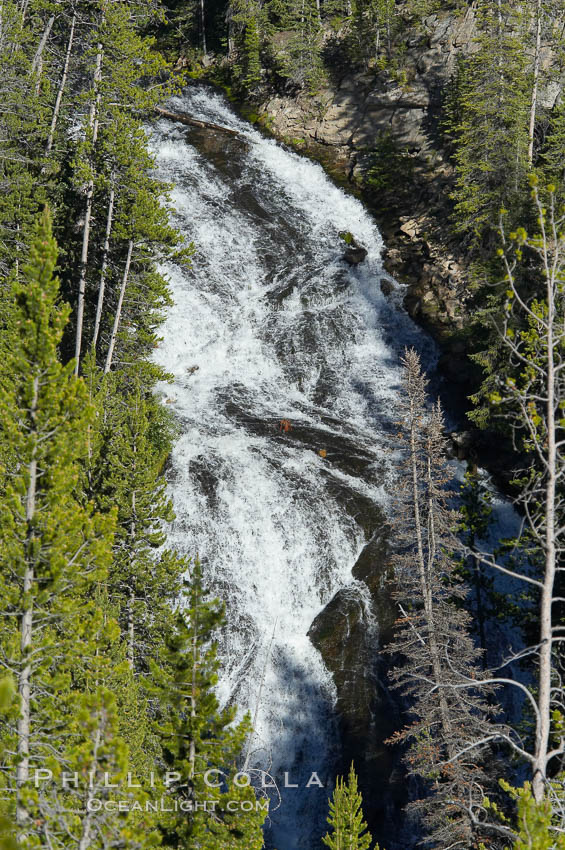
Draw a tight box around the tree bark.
[16,375,39,829]
[127,481,136,672]
[200,0,207,54]
[45,13,76,156]
[92,181,115,351]
[532,243,557,802]
[78,722,102,850]
[528,0,542,165]
[189,607,198,780]
[31,14,54,93]
[154,106,240,137]
[75,41,103,376]
[104,239,133,374]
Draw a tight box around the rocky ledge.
[252,7,561,383]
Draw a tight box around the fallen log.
[154,105,240,137]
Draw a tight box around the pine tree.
[350,0,394,68]
[151,560,267,849]
[94,378,182,672]
[387,348,499,848]
[541,100,565,196]
[242,15,262,90]
[322,763,375,850]
[502,782,565,849]
[449,0,530,246]
[64,0,178,374]
[0,207,119,844]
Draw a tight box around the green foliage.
[501,782,565,849]
[351,0,395,67]
[322,763,375,850]
[365,131,414,212]
[243,16,262,89]
[151,560,267,848]
[448,0,530,245]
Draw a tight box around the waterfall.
[150,85,436,850]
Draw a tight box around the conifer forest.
[2,0,565,848]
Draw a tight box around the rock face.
[255,8,562,356]
[308,526,410,849]
[260,7,481,157]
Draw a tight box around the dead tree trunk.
[92,180,115,351]
[104,239,133,374]
[16,375,39,830]
[31,14,54,93]
[154,105,240,137]
[45,13,76,156]
[75,40,103,376]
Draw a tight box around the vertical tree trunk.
[31,14,54,93]
[16,376,39,829]
[127,483,136,672]
[45,13,76,156]
[19,0,29,25]
[528,0,542,165]
[92,181,115,351]
[473,555,488,665]
[78,723,102,850]
[75,41,103,376]
[532,259,557,803]
[189,611,198,780]
[127,588,135,672]
[226,4,234,56]
[424,452,454,758]
[200,0,207,54]
[104,239,133,374]
[406,378,453,762]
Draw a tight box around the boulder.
[343,245,368,265]
[339,231,368,265]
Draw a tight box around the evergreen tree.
[242,16,262,90]
[151,560,267,849]
[0,207,121,844]
[541,100,565,196]
[449,0,530,247]
[351,0,394,68]
[94,377,182,672]
[503,782,565,849]
[322,763,375,850]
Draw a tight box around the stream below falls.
[151,84,440,850]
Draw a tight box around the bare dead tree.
[387,349,502,848]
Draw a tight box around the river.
[151,84,437,850]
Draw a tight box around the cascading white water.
[150,85,437,850]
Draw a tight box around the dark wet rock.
[320,473,385,540]
[448,429,474,460]
[308,526,407,848]
[221,397,380,478]
[189,457,220,509]
[339,231,368,265]
[380,278,395,296]
[343,245,368,265]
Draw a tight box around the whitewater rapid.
[151,85,436,849]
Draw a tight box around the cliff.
[244,6,561,394]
